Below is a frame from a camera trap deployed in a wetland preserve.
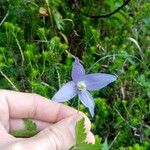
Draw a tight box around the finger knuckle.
[44,127,64,150]
[27,93,39,118]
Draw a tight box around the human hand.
[0,90,94,150]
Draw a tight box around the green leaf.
[78,136,101,150]
[106,0,115,11]
[10,130,38,138]
[75,118,87,145]
[23,118,37,131]
[70,118,101,150]
[52,8,64,30]
[10,119,38,138]
[102,138,109,150]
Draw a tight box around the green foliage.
[75,118,87,145]
[10,119,38,138]
[0,0,149,149]
[70,118,101,150]
[102,138,109,150]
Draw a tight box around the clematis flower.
[52,57,116,117]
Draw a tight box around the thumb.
[31,115,79,150]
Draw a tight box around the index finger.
[0,90,77,123]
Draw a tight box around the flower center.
[76,81,86,91]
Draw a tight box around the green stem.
[0,71,19,91]
[45,0,56,35]
[77,98,80,114]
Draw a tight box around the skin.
[0,90,94,150]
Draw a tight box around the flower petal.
[82,73,117,91]
[78,90,95,117]
[89,107,95,118]
[72,57,85,82]
[52,81,77,102]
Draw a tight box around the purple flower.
[52,57,116,117]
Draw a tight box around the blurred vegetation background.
[0,0,150,149]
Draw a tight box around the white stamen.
[76,81,86,91]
